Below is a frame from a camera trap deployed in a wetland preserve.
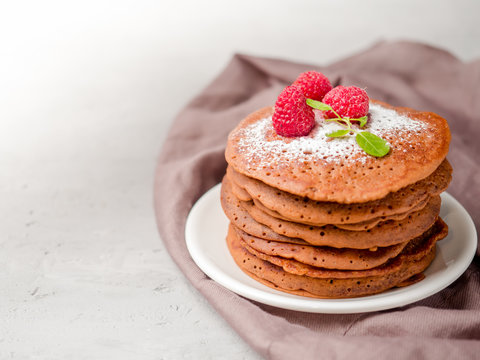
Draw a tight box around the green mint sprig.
[306,99,390,158]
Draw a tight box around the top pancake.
[225,101,451,203]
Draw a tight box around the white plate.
[185,184,477,314]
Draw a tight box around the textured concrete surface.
[1,0,478,358]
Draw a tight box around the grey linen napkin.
[154,41,480,359]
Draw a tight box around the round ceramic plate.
[185,184,477,314]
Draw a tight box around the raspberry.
[323,86,369,119]
[292,71,332,101]
[272,85,315,137]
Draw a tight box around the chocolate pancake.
[220,177,308,245]
[240,218,447,279]
[245,196,440,247]
[234,227,408,270]
[229,178,252,202]
[223,176,441,249]
[227,219,448,298]
[225,102,450,203]
[227,159,451,225]
[251,196,430,230]
[230,171,432,229]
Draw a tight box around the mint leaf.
[356,116,368,127]
[355,131,390,157]
[326,129,350,138]
[345,116,368,127]
[306,99,332,111]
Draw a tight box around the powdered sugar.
[236,103,429,166]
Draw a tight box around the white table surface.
[1,1,479,359]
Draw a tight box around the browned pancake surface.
[251,196,429,230]
[226,220,447,298]
[223,176,441,249]
[240,219,447,279]
[234,227,408,270]
[225,102,450,203]
[220,177,307,245]
[227,159,451,225]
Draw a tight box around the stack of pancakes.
[221,101,451,298]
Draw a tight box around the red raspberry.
[272,86,315,137]
[323,86,369,119]
[292,71,332,101]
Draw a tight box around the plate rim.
[185,184,477,313]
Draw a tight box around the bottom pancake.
[226,220,447,299]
